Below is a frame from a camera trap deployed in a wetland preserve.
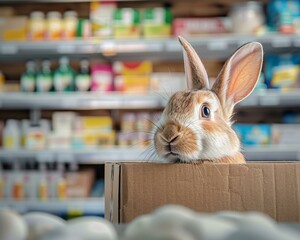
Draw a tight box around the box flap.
[105,162,121,223]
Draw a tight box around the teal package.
[233,124,271,146]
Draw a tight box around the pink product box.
[173,18,230,36]
[91,64,113,92]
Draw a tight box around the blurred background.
[0,0,299,219]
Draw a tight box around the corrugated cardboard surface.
[105,163,300,223]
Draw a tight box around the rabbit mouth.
[164,152,182,162]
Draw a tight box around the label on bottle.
[54,73,72,91]
[38,183,48,200]
[75,74,91,91]
[13,182,24,200]
[4,136,15,148]
[57,181,67,200]
[36,75,52,92]
[21,75,35,92]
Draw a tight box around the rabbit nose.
[159,124,180,144]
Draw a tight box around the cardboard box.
[66,169,95,198]
[105,162,300,223]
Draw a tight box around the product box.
[90,1,116,38]
[272,124,300,145]
[113,8,141,39]
[114,75,150,93]
[105,162,300,223]
[0,17,28,41]
[142,8,172,38]
[113,61,152,75]
[233,124,271,146]
[66,169,95,198]
[91,64,113,92]
[173,18,230,37]
[150,72,185,93]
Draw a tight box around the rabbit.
[153,36,263,163]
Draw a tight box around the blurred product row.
[0,60,185,93]
[1,1,300,42]
[1,53,300,93]
[0,111,161,150]
[0,162,102,201]
[1,111,300,151]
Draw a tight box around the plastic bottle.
[47,11,62,40]
[75,59,91,91]
[36,60,53,92]
[53,57,75,92]
[29,11,46,40]
[21,61,36,92]
[12,163,24,201]
[63,11,78,40]
[3,120,20,149]
[56,163,67,200]
[38,163,49,201]
[0,70,4,92]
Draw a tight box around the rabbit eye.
[201,105,210,118]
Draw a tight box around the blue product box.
[233,124,271,146]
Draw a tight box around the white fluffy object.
[0,208,28,240]
[23,212,65,240]
[123,205,300,240]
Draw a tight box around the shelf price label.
[0,44,18,54]
[67,207,84,218]
[100,42,117,56]
[271,38,291,48]
[57,44,76,54]
[57,153,74,163]
[207,41,228,50]
[260,96,280,106]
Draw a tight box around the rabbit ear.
[178,36,209,90]
[212,42,263,118]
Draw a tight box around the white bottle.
[3,120,20,149]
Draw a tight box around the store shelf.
[0,147,152,163]
[0,198,104,215]
[1,34,299,61]
[0,0,163,3]
[0,90,300,110]
[0,92,166,110]
[0,145,299,163]
[243,145,300,161]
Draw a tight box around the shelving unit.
[0,198,104,215]
[1,34,300,61]
[0,89,300,110]
[1,145,299,162]
[1,0,300,221]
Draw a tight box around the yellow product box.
[143,24,171,38]
[0,17,28,41]
[114,75,150,93]
[113,61,153,75]
[271,65,300,89]
[81,116,113,131]
[82,130,116,147]
[98,131,116,146]
[83,131,99,148]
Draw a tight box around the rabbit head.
[153,36,263,163]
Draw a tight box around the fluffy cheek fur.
[199,120,240,160]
